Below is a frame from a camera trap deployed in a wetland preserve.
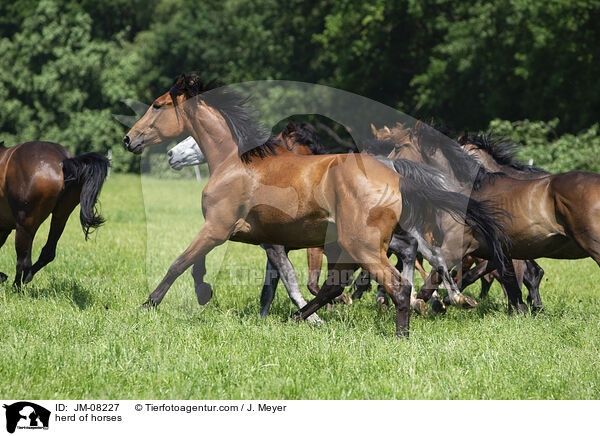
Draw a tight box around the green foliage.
[411,0,600,131]
[0,0,147,171]
[489,119,600,173]
[0,0,598,172]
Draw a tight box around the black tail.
[62,152,110,239]
[393,159,510,276]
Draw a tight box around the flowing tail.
[393,158,510,276]
[62,152,110,239]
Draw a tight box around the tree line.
[0,0,598,172]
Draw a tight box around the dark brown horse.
[381,121,600,312]
[0,141,109,286]
[375,122,527,312]
[123,74,509,337]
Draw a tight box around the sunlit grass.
[0,174,599,399]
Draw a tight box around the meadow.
[0,174,599,399]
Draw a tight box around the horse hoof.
[377,295,388,305]
[508,303,529,315]
[195,283,213,306]
[139,299,156,310]
[430,298,446,315]
[531,305,543,314]
[23,271,34,285]
[442,295,452,306]
[0,273,7,284]
[411,299,428,317]
[307,313,323,324]
[291,311,302,321]
[307,286,320,297]
[335,293,352,305]
[459,295,478,309]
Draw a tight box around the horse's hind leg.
[0,229,12,283]
[498,259,528,314]
[292,243,356,320]
[258,255,279,318]
[361,255,412,338]
[259,244,320,323]
[26,192,79,284]
[479,274,494,299]
[306,247,323,296]
[14,224,37,287]
[351,269,372,300]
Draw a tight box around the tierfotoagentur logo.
[3,402,50,434]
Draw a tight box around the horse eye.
[153,103,162,110]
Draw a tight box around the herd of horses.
[2,72,599,339]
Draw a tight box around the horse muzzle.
[123,135,144,154]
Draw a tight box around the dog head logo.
[3,402,50,433]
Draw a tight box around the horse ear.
[457,132,467,144]
[370,123,378,137]
[383,126,391,134]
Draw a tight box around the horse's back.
[550,171,600,196]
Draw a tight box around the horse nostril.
[123,135,130,146]
[167,150,173,157]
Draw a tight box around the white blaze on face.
[168,136,206,170]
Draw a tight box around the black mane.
[282,121,328,155]
[415,124,493,190]
[360,138,396,156]
[169,73,276,163]
[459,132,547,174]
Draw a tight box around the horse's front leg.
[523,260,544,312]
[144,222,228,307]
[190,257,212,305]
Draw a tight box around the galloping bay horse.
[0,141,109,286]
[457,133,546,308]
[168,126,455,317]
[381,121,600,312]
[168,121,330,321]
[124,73,508,337]
[374,122,529,313]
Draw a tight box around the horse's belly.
[230,205,333,248]
[509,234,587,259]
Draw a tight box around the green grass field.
[1,174,599,399]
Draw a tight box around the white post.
[107,149,112,178]
[194,165,201,182]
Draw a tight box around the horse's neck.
[187,110,239,175]
[430,150,464,186]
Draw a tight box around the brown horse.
[374,122,528,312]
[380,121,600,311]
[454,134,546,307]
[123,74,508,337]
[0,141,109,286]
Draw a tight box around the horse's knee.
[391,283,411,308]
